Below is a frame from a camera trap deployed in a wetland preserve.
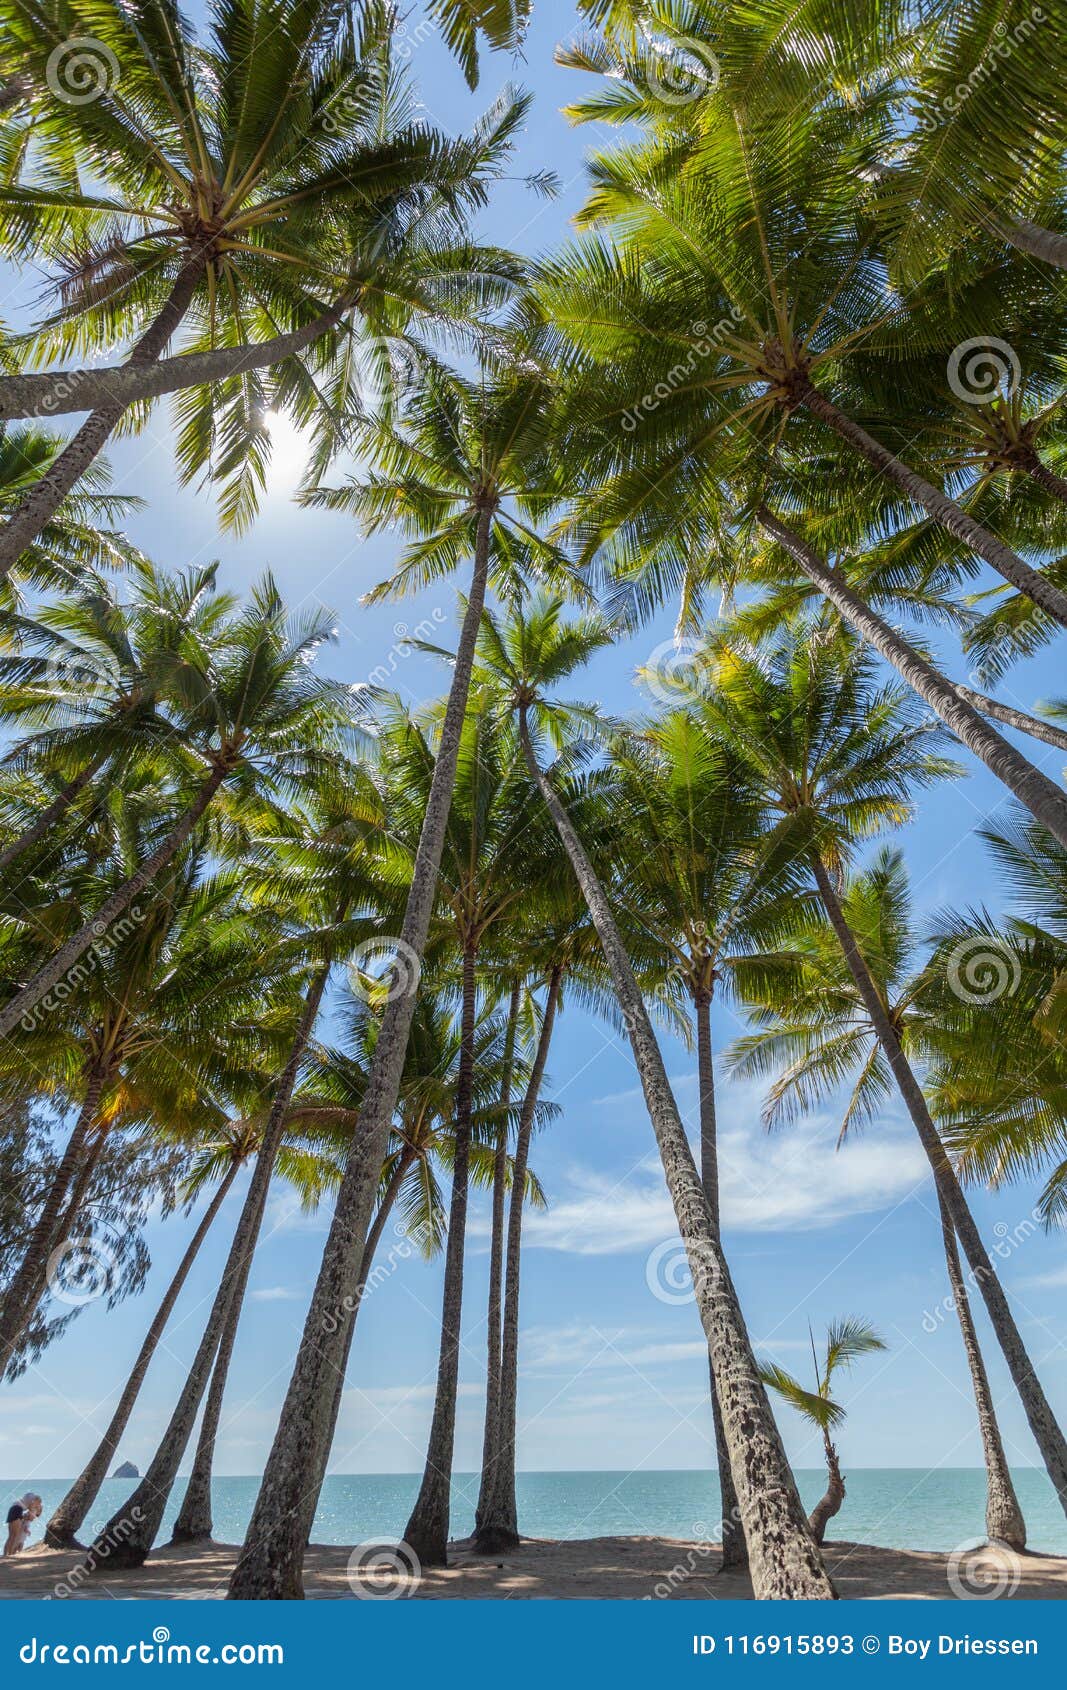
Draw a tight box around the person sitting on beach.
[4,1494,41,1556]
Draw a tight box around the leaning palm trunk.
[79,973,328,1572]
[934,1190,1027,1550]
[170,1208,256,1545]
[811,856,1067,1517]
[0,759,230,1039]
[301,1152,417,1548]
[694,992,747,1572]
[796,383,1067,628]
[0,755,106,875]
[0,1066,106,1373]
[475,979,521,1530]
[0,255,205,580]
[45,1164,238,1548]
[757,510,1067,850]
[18,1126,110,1332]
[951,686,1067,755]
[1002,217,1067,271]
[807,1432,846,1547]
[228,506,494,1600]
[403,945,479,1567]
[474,964,563,1554]
[517,712,835,1600]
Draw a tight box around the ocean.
[7,1469,1067,1555]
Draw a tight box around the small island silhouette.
[112,1460,139,1479]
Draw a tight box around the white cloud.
[249,1286,302,1302]
[519,1081,929,1255]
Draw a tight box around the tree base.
[471,1524,519,1555]
[44,1527,85,1551]
[402,1522,448,1569]
[169,1527,212,1546]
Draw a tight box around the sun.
[261,408,311,488]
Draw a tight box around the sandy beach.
[1,1536,1064,1601]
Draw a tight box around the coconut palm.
[0,560,232,877]
[699,625,1067,1518]
[759,1320,886,1545]
[730,846,1027,1549]
[0,0,529,567]
[227,358,583,1600]
[0,572,355,1038]
[462,592,835,1598]
[0,424,145,598]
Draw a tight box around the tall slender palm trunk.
[476,978,521,1530]
[951,686,1067,755]
[0,755,106,875]
[0,759,231,1039]
[1003,217,1067,271]
[517,714,835,1599]
[693,992,747,1572]
[796,382,1067,628]
[301,1152,416,1548]
[0,1063,106,1372]
[403,945,479,1567]
[474,964,562,1554]
[811,855,1067,1517]
[0,254,206,580]
[170,1204,256,1545]
[756,510,1067,850]
[228,504,494,1600]
[78,973,328,1572]
[934,1189,1026,1549]
[45,1165,238,1548]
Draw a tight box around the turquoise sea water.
[5,1469,1067,1555]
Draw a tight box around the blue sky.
[3,4,1067,1500]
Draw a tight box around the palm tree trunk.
[1021,457,1067,506]
[169,1199,256,1545]
[1003,217,1067,270]
[227,503,494,1601]
[516,713,835,1600]
[0,1065,105,1372]
[0,253,207,580]
[950,685,1067,754]
[935,1188,1027,1550]
[807,1433,845,1546]
[78,972,329,1572]
[0,755,106,875]
[403,944,479,1568]
[693,991,747,1572]
[475,978,521,1531]
[796,381,1067,628]
[811,854,1067,1517]
[301,1152,416,1547]
[44,1164,238,1548]
[0,759,230,1038]
[756,509,1067,849]
[474,964,563,1554]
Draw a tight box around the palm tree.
[0,573,354,1038]
[730,846,1027,1550]
[465,593,835,1598]
[701,626,1067,1519]
[0,560,232,877]
[0,424,145,598]
[0,0,528,566]
[759,1320,886,1546]
[227,359,581,1600]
